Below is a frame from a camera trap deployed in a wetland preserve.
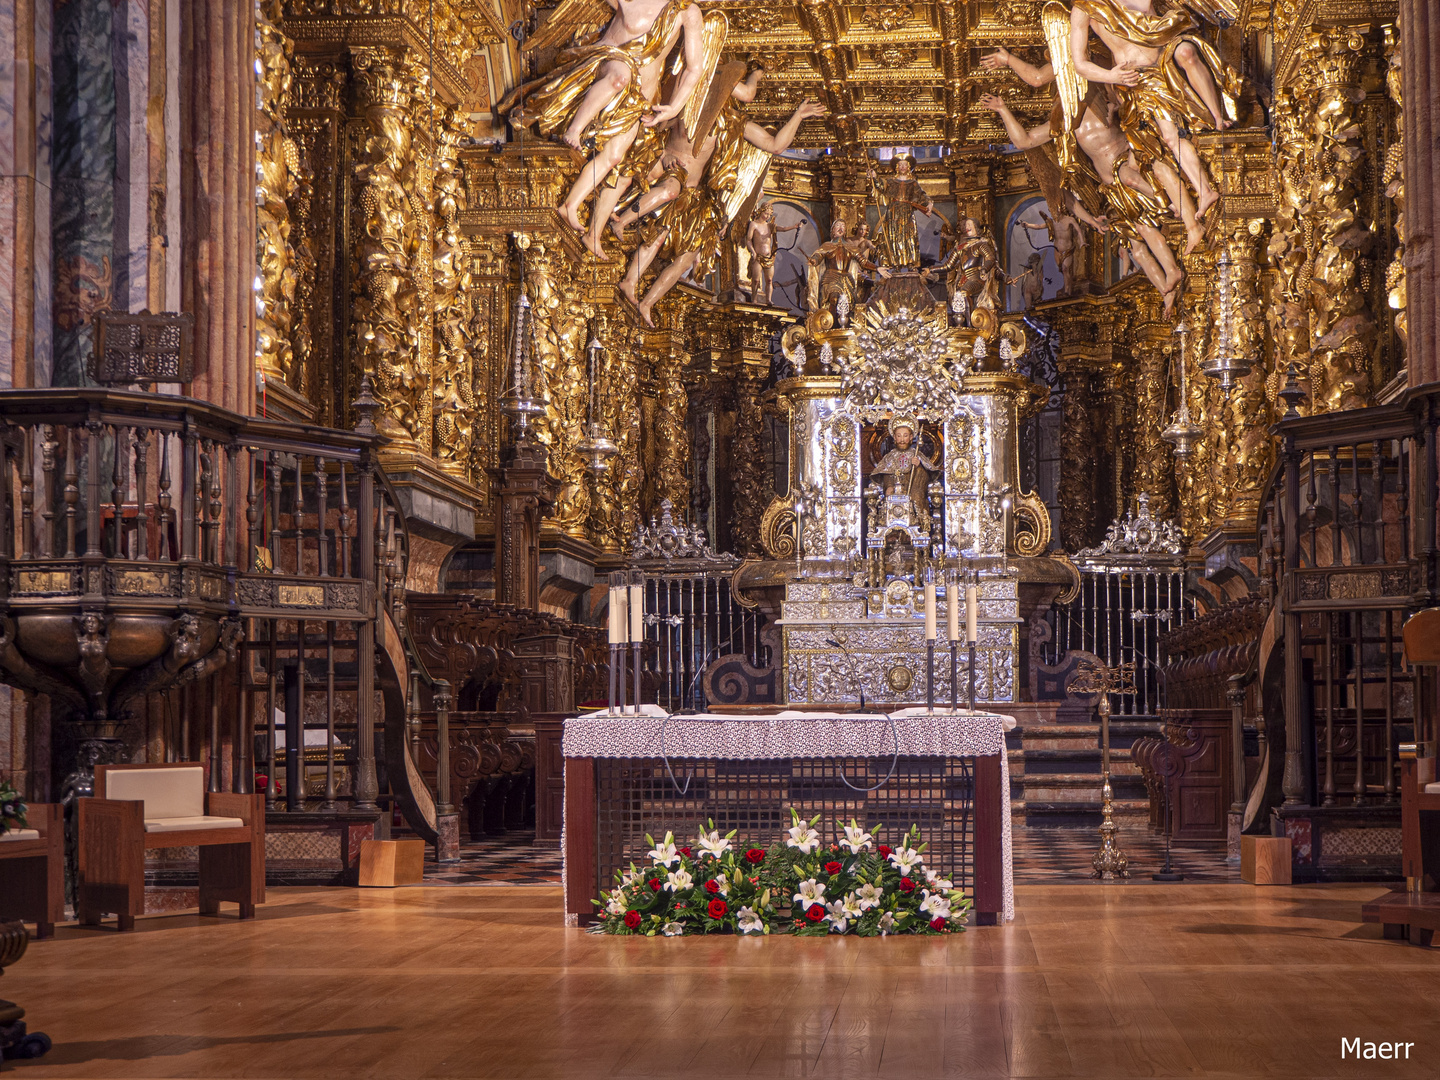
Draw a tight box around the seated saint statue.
[870,417,938,530]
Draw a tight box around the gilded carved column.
[1131,327,1176,523]
[1305,27,1374,412]
[432,107,478,481]
[1217,223,1274,528]
[1383,24,1407,361]
[1058,366,1096,552]
[656,346,691,515]
[255,1,302,402]
[729,372,768,556]
[1267,85,1311,412]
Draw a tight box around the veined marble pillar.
[0,0,51,389]
[181,0,255,414]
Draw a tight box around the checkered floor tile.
[419,824,1236,886]
[422,831,562,886]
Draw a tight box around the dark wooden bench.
[0,805,64,938]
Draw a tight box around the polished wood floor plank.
[6,883,1440,1079]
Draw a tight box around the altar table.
[561,709,1015,926]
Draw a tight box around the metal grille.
[593,756,974,896]
[644,573,767,711]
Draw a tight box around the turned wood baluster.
[1306,455,1318,566]
[224,443,238,569]
[1324,612,1336,806]
[353,459,378,810]
[314,456,328,577]
[1328,447,1341,567]
[181,421,198,560]
[1351,445,1363,566]
[1373,440,1386,562]
[19,432,32,559]
[268,454,282,571]
[293,455,306,575]
[236,620,254,794]
[337,463,351,578]
[1399,435,1411,562]
[62,428,79,559]
[208,441,224,565]
[245,450,260,571]
[208,674,222,794]
[85,413,101,558]
[40,425,57,557]
[0,427,11,559]
[196,441,212,562]
[1353,606,1366,805]
[112,427,127,558]
[133,429,149,560]
[157,432,173,559]
[266,619,278,811]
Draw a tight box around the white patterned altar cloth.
[563,709,1015,921]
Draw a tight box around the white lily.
[696,827,732,859]
[919,890,952,921]
[786,821,821,853]
[841,892,864,919]
[840,823,874,853]
[714,872,730,897]
[877,910,897,936]
[889,845,923,875]
[737,906,764,934]
[661,921,685,937]
[855,882,883,911]
[924,868,954,890]
[793,877,826,906]
[825,899,850,933]
[605,889,626,915]
[648,832,679,868]
[665,868,694,892]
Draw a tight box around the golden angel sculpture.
[499,0,724,258]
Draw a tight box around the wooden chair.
[0,805,64,938]
[78,763,265,930]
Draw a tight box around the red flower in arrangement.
[624,911,642,929]
[878,845,893,858]
[704,879,720,895]
[930,917,947,932]
[649,878,661,892]
[745,848,766,864]
[679,846,693,857]
[824,861,843,876]
[708,899,728,919]
[899,877,917,893]
[807,903,827,922]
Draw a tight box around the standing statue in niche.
[1018,206,1087,294]
[1013,252,1046,310]
[805,219,888,330]
[744,201,804,306]
[870,417,938,530]
[867,154,935,270]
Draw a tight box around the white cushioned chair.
[78,763,264,930]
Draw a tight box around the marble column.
[180,0,255,415]
[0,0,51,389]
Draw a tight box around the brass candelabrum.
[1069,658,1138,879]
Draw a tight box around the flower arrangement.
[596,810,972,937]
[0,775,28,837]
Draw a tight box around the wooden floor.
[5,884,1439,1079]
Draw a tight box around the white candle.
[947,574,960,642]
[923,570,937,641]
[613,584,628,645]
[965,580,979,644]
[607,585,618,645]
[628,577,645,643]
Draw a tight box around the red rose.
[649,878,661,891]
[679,846,693,857]
[878,845,893,858]
[704,879,720,895]
[807,903,827,922]
[707,899,728,919]
[930,917,947,932]
[624,911,641,929]
[825,861,842,875]
[745,848,766,864]
[899,877,916,893]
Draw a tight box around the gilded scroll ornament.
[432,106,478,481]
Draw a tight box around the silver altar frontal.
[763,277,1052,707]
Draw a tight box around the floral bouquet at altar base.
[0,775,27,836]
[595,810,972,937]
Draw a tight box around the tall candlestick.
[946,568,960,642]
[629,570,644,716]
[965,576,978,644]
[923,568,937,642]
